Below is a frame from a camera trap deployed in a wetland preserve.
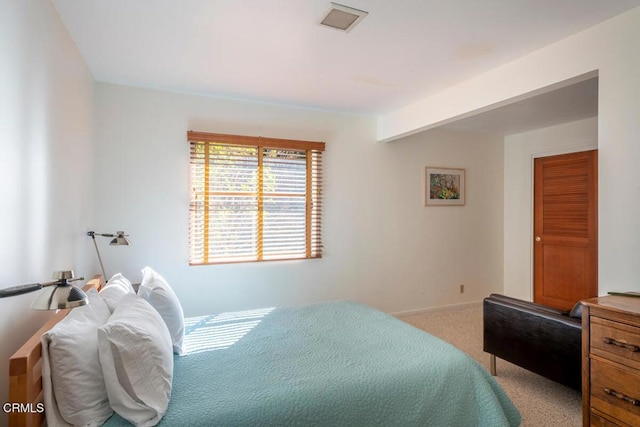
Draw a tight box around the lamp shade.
[30,284,88,310]
[109,231,130,246]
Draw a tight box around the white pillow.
[107,272,135,292]
[42,288,113,426]
[138,266,185,355]
[98,293,173,427]
[100,273,134,313]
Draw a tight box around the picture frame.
[424,167,465,206]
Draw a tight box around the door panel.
[534,150,597,311]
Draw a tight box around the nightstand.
[582,295,640,426]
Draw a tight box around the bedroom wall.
[503,117,598,301]
[0,0,95,422]
[93,83,504,317]
[379,7,640,295]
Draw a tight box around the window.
[188,131,325,265]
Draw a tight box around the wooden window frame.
[188,131,325,265]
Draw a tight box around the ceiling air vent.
[319,3,368,32]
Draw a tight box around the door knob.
[535,236,541,242]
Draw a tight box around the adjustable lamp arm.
[87,231,108,280]
[0,282,52,298]
[88,231,117,238]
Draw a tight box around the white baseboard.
[391,300,482,317]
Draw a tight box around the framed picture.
[424,167,465,206]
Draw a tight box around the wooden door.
[534,150,598,311]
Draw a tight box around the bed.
[9,276,520,426]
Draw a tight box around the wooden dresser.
[582,295,640,426]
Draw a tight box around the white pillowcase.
[98,293,173,427]
[138,266,185,355]
[100,273,134,313]
[42,288,113,426]
[107,272,135,292]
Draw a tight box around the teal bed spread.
[103,301,520,426]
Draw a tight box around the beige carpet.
[396,304,582,427]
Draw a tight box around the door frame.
[502,136,598,301]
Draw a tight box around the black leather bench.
[483,293,582,391]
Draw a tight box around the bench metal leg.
[490,354,496,376]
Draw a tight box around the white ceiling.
[52,0,639,117]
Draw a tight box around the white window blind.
[188,131,324,265]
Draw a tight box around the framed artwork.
[424,167,465,206]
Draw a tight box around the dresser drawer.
[591,358,640,426]
[590,411,626,426]
[591,317,640,367]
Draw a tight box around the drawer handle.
[604,388,640,407]
[602,337,640,353]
